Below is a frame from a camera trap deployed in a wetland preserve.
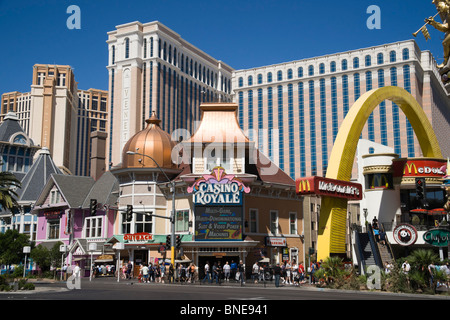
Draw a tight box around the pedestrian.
[230,260,237,281]
[273,263,281,287]
[168,263,174,283]
[126,261,133,279]
[161,263,166,283]
[223,261,231,282]
[298,262,305,284]
[73,262,80,279]
[292,260,299,286]
[155,264,161,283]
[237,260,245,284]
[149,263,155,282]
[141,264,149,283]
[379,230,386,246]
[216,261,223,284]
[202,261,211,283]
[212,262,219,284]
[285,261,292,285]
[252,261,259,283]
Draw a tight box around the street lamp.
[126,151,177,267]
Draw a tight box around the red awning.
[429,208,447,215]
[410,209,429,214]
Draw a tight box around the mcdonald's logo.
[403,162,418,175]
[297,179,312,193]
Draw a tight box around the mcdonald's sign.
[392,159,446,178]
[296,176,362,200]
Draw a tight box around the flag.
[421,25,431,41]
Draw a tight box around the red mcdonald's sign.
[296,176,362,200]
[392,159,446,178]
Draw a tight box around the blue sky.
[0,0,445,93]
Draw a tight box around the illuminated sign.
[194,206,243,241]
[392,159,446,178]
[188,167,251,206]
[296,176,362,200]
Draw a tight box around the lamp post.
[126,151,176,267]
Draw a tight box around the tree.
[30,245,51,276]
[0,171,22,213]
[0,229,31,267]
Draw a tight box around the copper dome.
[121,112,176,169]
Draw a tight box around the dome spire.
[145,111,161,126]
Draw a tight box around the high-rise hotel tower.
[233,40,450,179]
[106,21,234,167]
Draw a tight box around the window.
[85,216,103,238]
[319,63,325,74]
[249,209,258,233]
[277,70,283,81]
[353,57,359,69]
[298,67,303,78]
[248,75,253,86]
[390,50,397,62]
[257,74,263,84]
[308,65,314,76]
[135,212,152,233]
[365,55,371,67]
[50,190,62,204]
[238,77,243,87]
[270,211,278,235]
[377,53,384,65]
[342,59,348,71]
[289,212,297,235]
[267,72,273,83]
[330,61,336,73]
[125,38,130,59]
[287,68,293,79]
[402,48,410,60]
[175,210,189,232]
[47,220,60,240]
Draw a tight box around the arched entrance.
[317,86,443,261]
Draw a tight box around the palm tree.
[0,171,21,213]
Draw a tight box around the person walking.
[252,261,259,283]
[223,261,231,282]
[230,260,237,281]
[202,261,211,284]
[273,263,281,287]
[141,264,149,283]
[237,260,245,285]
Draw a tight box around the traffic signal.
[165,235,171,250]
[415,178,426,200]
[126,205,133,222]
[176,235,181,248]
[90,199,97,216]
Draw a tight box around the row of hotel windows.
[238,65,414,178]
[112,38,231,93]
[238,48,411,87]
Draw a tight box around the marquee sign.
[189,167,250,241]
[393,224,418,247]
[188,167,251,206]
[296,176,362,200]
[392,159,447,178]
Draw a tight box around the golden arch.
[317,86,443,261]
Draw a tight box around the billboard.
[188,166,250,241]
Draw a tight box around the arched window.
[308,65,314,76]
[402,48,410,60]
[277,70,283,81]
[390,50,397,63]
[319,63,325,74]
[342,59,348,71]
[238,77,243,87]
[353,57,359,69]
[287,69,293,79]
[330,61,336,73]
[365,55,371,67]
[257,74,263,84]
[143,39,147,58]
[267,72,273,83]
[298,67,304,78]
[377,53,384,65]
[125,38,130,59]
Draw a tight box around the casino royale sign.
[188,167,251,206]
[193,183,242,205]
